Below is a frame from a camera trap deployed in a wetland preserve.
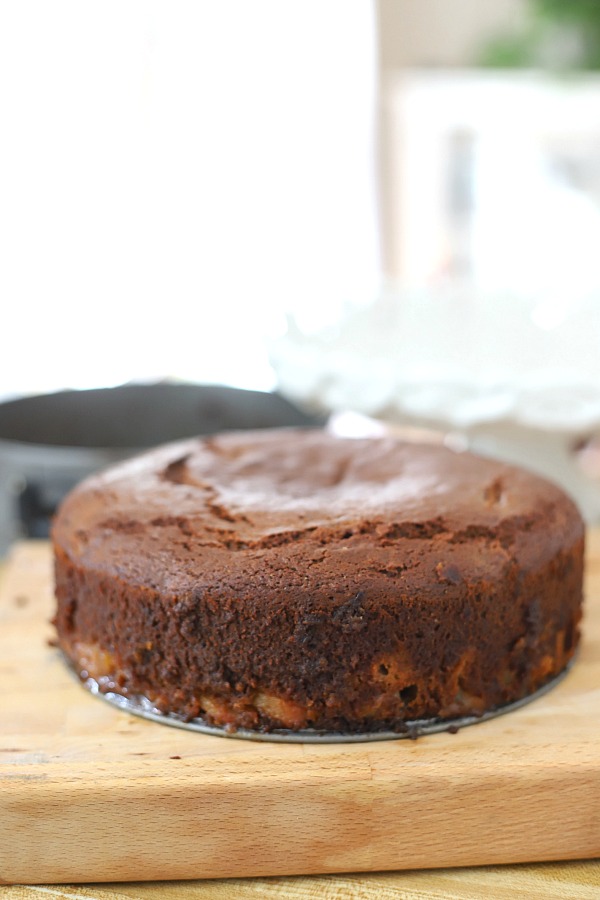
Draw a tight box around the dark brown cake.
[52,428,584,735]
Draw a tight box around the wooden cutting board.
[1,539,600,886]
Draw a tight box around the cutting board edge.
[2,540,600,885]
[2,744,600,884]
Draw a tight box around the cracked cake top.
[52,428,582,597]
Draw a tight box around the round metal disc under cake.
[74,660,574,743]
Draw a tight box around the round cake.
[52,428,584,737]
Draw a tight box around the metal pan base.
[75,659,574,743]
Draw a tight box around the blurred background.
[2,0,600,548]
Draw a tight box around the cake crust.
[52,429,584,734]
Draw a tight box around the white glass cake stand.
[271,285,600,522]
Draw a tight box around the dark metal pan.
[0,383,321,552]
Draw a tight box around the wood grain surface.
[1,539,600,892]
[1,860,600,900]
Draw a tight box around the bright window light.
[0,1,380,399]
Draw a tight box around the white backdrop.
[0,1,380,397]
